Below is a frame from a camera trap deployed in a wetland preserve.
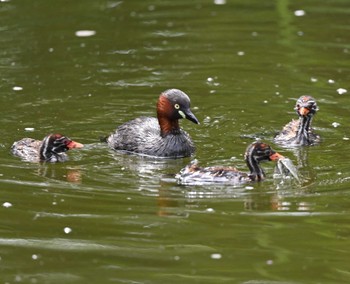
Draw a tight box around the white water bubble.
[203,116,211,123]
[13,86,23,91]
[294,10,306,16]
[206,208,215,213]
[75,30,96,37]
[332,122,340,128]
[237,51,245,56]
[328,79,335,84]
[214,0,226,5]
[337,88,347,95]
[211,253,222,259]
[32,254,38,260]
[310,77,318,82]
[343,137,349,141]
[64,227,72,234]
[24,127,35,132]
[3,202,12,208]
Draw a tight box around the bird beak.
[181,108,200,124]
[67,140,84,149]
[269,152,284,161]
[299,107,310,116]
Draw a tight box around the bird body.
[177,142,284,185]
[11,134,84,163]
[275,95,320,146]
[107,89,199,158]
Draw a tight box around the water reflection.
[108,151,188,177]
[157,186,190,218]
[33,164,82,184]
[243,191,315,212]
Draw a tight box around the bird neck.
[39,136,54,161]
[296,115,312,144]
[246,155,265,181]
[157,115,180,137]
[157,95,181,137]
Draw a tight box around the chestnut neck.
[157,95,180,137]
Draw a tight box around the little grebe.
[176,142,285,185]
[11,134,84,162]
[107,89,199,158]
[274,95,320,146]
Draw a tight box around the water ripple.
[106,80,156,87]
[0,238,114,251]
[152,30,186,37]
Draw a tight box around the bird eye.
[174,104,180,109]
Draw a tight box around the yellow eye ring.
[174,104,180,109]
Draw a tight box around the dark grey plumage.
[108,116,195,158]
[107,89,199,159]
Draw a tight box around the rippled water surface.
[1,0,350,283]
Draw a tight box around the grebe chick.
[11,134,84,162]
[107,89,199,158]
[274,95,320,146]
[176,142,285,185]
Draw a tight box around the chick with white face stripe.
[295,96,318,117]
[176,141,299,185]
[11,134,84,163]
[275,95,320,146]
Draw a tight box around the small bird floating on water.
[106,89,199,159]
[11,134,84,162]
[176,141,286,185]
[274,95,320,146]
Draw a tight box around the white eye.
[174,104,180,109]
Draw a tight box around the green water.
[1,0,350,283]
